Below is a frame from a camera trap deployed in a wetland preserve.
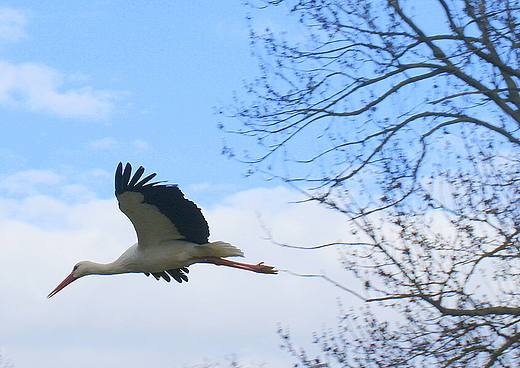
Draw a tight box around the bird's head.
[47,261,95,298]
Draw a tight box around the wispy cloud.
[88,137,119,150]
[87,137,150,153]
[0,61,125,119]
[0,7,28,44]
[0,169,61,195]
[132,139,149,153]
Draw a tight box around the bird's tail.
[196,241,245,258]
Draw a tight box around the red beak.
[47,273,77,298]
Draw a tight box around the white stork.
[47,163,276,298]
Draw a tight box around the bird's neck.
[82,244,138,276]
[83,259,130,276]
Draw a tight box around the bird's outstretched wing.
[115,162,210,247]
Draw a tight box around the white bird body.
[72,240,243,277]
[48,163,276,298]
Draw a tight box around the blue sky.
[0,2,357,367]
[0,0,281,202]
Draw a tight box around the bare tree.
[222,0,520,366]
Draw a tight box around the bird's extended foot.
[199,257,277,274]
[251,262,277,274]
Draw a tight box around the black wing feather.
[122,163,132,189]
[115,162,124,194]
[115,162,210,245]
[136,172,157,187]
[167,268,189,283]
[145,268,190,283]
[128,165,145,188]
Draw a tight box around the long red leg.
[199,257,277,274]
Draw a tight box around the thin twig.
[255,210,374,249]
[282,269,366,301]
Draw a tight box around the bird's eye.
[73,265,79,271]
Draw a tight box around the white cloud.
[87,137,150,153]
[88,137,119,150]
[0,169,61,195]
[0,185,352,368]
[0,61,123,119]
[0,8,124,119]
[0,7,28,44]
[0,168,99,205]
[132,139,149,152]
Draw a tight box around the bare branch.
[282,269,366,301]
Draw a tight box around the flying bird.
[48,162,276,298]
